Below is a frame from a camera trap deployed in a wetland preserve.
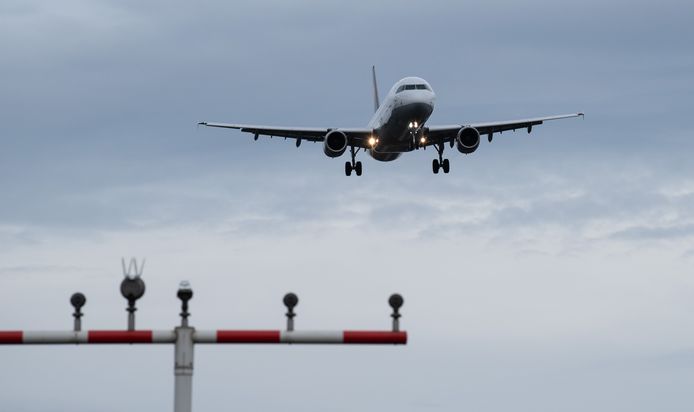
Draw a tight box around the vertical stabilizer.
[372,65,380,113]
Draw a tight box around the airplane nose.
[398,101,433,121]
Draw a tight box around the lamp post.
[177,281,193,327]
[120,274,145,331]
[389,293,403,332]
[174,281,194,412]
[283,292,298,331]
[70,293,86,332]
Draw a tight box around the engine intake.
[456,127,480,154]
[323,130,348,158]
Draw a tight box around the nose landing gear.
[432,142,450,174]
[409,126,429,151]
[344,146,363,176]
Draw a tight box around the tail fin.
[371,65,380,113]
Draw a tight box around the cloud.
[609,223,694,241]
[2,1,694,411]
[0,263,93,278]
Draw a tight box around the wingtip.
[198,121,207,126]
[578,112,585,119]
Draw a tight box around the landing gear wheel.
[433,142,448,174]
[345,146,363,177]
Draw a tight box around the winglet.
[198,121,207,126]
[372,65,380,113]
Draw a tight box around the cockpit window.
[396,84,430,93]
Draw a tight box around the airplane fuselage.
[367,77,436,162]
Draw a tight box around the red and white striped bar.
[194,330,407,344]
[0,330,176,344]
[0,330,406,345]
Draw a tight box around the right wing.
[198,122,373,148]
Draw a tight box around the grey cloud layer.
[2,1,694,411]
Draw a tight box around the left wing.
[198,122,373,147]
[425,113,584,145]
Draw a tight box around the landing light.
[408,122,413,129]
[420,136,427,144]
[368,137,377,147]
[414,121,419,128]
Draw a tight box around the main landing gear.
[345,146,362,176]
[432,143,450,174]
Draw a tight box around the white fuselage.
[367,77,436,161]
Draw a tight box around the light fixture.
[420,136,426,144]
[368,137,377,147]
[177,281,193,327]
[408,122,413,129]
[414,121,419,128]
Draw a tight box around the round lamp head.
[177,280,193,302]
[283,292,299,310]
[388,293,404,310]
[70,292,86,309]
[120,277,146,302]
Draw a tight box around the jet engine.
[323,130,348,157]
[456,127,480,154]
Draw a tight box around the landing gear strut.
[432,143,450,174]
[344,146,362,176]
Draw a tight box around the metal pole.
[174,326,194,412]
[127,308,136,331]
[392,316,400,332]
[73,315,82,332]
[180,299,189,327]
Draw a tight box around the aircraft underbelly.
[370,102,433,162]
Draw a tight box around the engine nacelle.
[456,127,480,154]
[323,130,348,158]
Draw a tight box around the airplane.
[198,67,583,176]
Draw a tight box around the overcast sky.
[1,0,694,411]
